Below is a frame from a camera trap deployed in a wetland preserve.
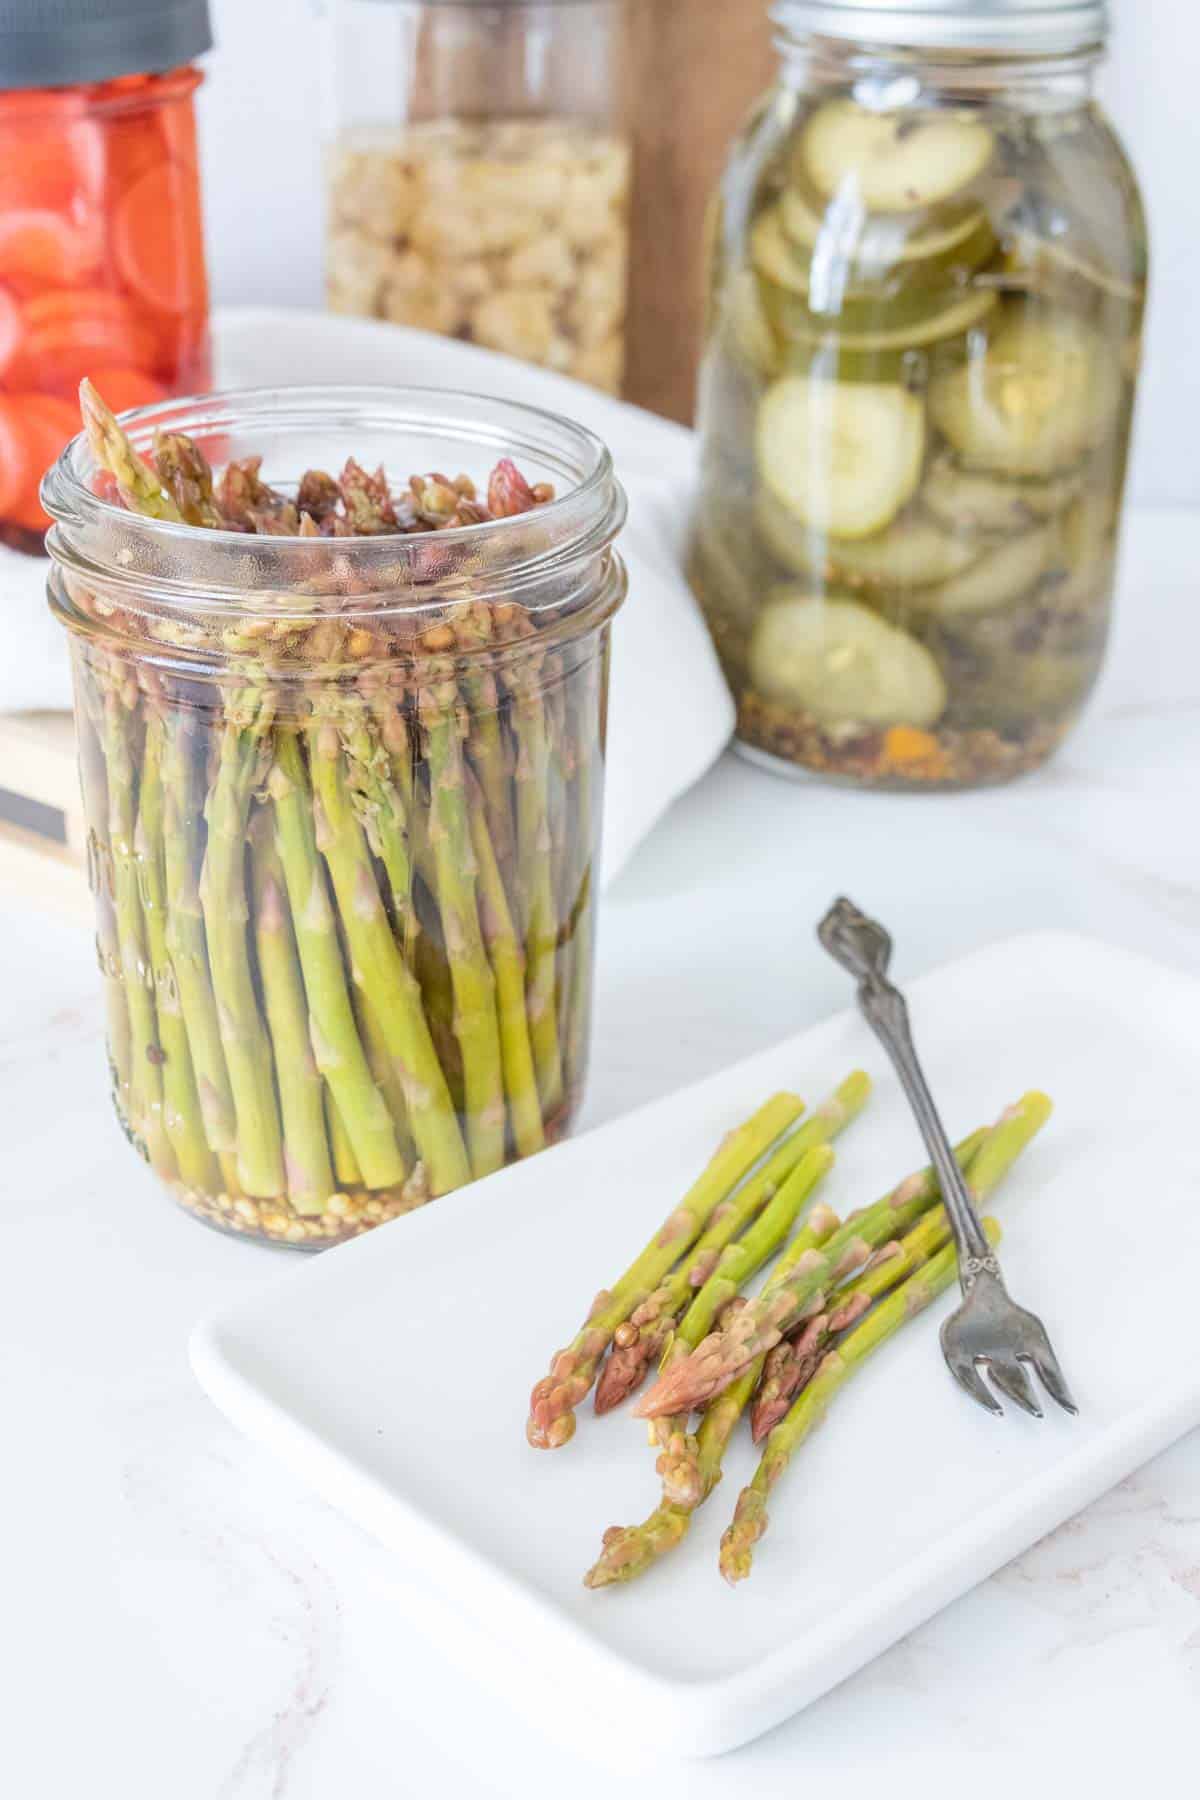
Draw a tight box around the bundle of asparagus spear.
[54,381,615,1245]
[524,1077,1052,1587]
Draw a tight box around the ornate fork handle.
[820,897,995,1282]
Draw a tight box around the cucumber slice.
[1040,491,1119,608]
[800,100,994,215]
[928,312,1123,477]
[780,182,990,263]
[760,280,997,355]
[756,488,981,588]
[753,214,967,336]
[778,184,997,289]
[826,512,982,589]
[779,329,972,387]
[757,375,925,541]
[908,521,1058,616]
[922,454,1084,534]
[724,266,779,376]
[748,591,947,727]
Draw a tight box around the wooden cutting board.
[624,0,775,423]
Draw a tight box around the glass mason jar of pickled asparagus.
[44,385,626,1247]
[323,0,632,393]
[689,0,1146,788]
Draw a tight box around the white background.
[195,0,1199,507]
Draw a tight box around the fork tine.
[941,1335,1003,1417]
[987,1356,1044,1419]
[1028,1346,1079,1417]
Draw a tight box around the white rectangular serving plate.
[191,930,1200,1757]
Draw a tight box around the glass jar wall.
[0,70,211,551]
[688,13,1146,788]
[324,0,632,393]
[44,386,626,1247]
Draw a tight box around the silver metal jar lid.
[0,0,212,92]
[771,1,1110,53]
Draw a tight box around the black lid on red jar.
[0,0,212,92]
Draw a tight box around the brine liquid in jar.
[689,11,1146,789]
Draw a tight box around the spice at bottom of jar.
[162,1093,581,1249]
[326,118,629,393]
[735,689,1076,791]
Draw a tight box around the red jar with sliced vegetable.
[0,0,212,551]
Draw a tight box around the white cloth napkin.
[0,305,732,884]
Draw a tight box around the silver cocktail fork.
[817,896,1077,1420]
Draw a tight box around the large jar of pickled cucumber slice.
[687,0,1146,789]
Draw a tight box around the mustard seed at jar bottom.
[688,2,1146,790]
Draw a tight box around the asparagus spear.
[467,773,545,1159]
[249,812,336,1214]
[309,713,471,1195]
[584,1202,843,1589]
[135,710,220,1192]
[527,1091,806,1448]
[268,732,408,1190]
[80,379,183,520]
[450,608,518,893]
[73,689,132,1121]
[719,1220,1004,1586]
[634,1120,1017,1420]
[153,431,224,527]
[334,693,419,951]
[100,674,174,1178]
[419,675,506,1179]
[594,1072,871,1413]
[652,1194,848,1502]
[751,1200,959,1441]
[161,709,237,1157]
[502,625,563,1120]
[199,687,287,1197]
[325,1086,363,1190]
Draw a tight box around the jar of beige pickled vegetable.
[324,0,632,395]
[43,385,626,1247]
[689,0,1146,789]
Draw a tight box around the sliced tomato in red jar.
[0,93,104,216]
[17,293,159,392]
[86,365,167,412]
[0,209,103,285]
[0,394,32,515]
[22,287,143,331]
[0,285,25,379]
[113,160,208,316]
[4,392,79,529]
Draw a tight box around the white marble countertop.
[3,506,1198,1796]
